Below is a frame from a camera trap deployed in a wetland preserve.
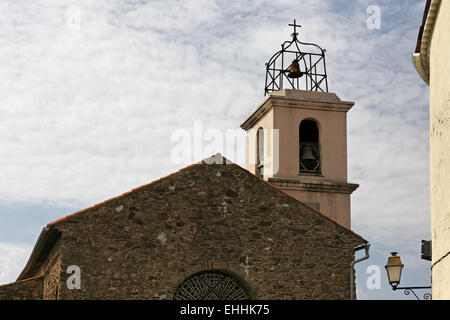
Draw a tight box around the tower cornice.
[241,89,354,131]
[268,177,359,195]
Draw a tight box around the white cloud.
[0,243,32,285]
[0,0,430,271]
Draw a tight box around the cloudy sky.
[0,0,431,299]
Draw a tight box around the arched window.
[299,120,321,173]
[257,128,264,178]
[173,270,250,300]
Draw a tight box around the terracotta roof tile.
[0,274,43,288]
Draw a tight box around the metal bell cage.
[264,20,329,95]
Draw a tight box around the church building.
[0,22,367,300]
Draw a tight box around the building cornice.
[413,0,442,85]
[240,90,354,131]
[268,177,359,195]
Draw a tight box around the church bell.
[287,60,303,79]
[300,145,316,161]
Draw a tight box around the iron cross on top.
[289,19,302,37]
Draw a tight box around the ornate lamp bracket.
[391,285,432,300]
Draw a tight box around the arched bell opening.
[299,119,321,174]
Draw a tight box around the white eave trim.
[414,0,442,85]
[412,53,429,85]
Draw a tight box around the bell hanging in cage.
[300,145,316,161]
[287,60,304,79]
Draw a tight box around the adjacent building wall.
[429,0,450,300]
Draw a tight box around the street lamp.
[385,252,404,289]
[384,252,431,300]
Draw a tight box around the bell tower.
[241,21,358,229]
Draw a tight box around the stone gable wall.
[26,163,365,300]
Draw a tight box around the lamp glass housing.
[385,252,404,287]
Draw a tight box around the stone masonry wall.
[43,239,62,300]
[44,161,365,300]
[0,276,43,300]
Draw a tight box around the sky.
[0,0,432,300]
